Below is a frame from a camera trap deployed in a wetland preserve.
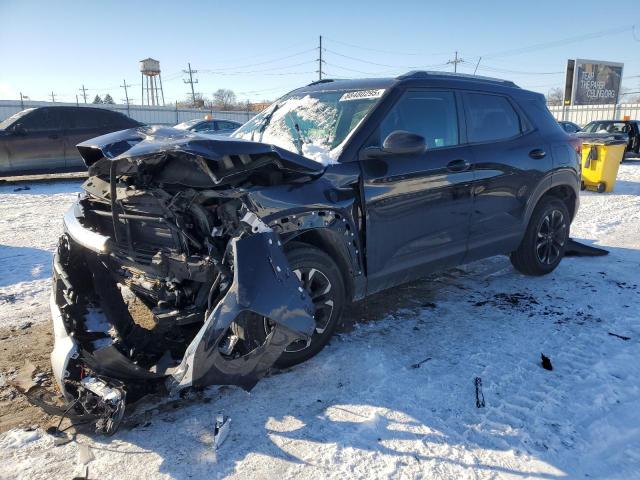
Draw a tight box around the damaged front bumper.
[47,204,315,432]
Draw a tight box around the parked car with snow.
[45,71,581,433]
[579,120,639,154]
[0,106,142,176]
[174,118,242,136]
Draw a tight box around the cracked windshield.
[233,89,385,165]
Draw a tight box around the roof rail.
[307,78,335,86]
[396,70,519,88]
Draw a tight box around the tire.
[580,181,586,191]
[510,197,570,276]
[237,242,346,369]
[597,182,606,193]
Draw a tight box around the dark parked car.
[174,118,242,136]
[559,121,581,133]
[47,72,580,432]
[580,120,639,154]
[0,106,142,176]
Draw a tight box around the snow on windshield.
[233,90,383,166]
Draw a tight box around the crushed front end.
[47,127,324,433]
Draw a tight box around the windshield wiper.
[286,111,305,155]
[255,104,280,143]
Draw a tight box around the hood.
[77,126,325,186]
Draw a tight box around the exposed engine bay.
[44,126,364,434]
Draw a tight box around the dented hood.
[77,126,325,185]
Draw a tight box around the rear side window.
[463,93,521,143]
[379,90,458,148]
[217,121,240,130]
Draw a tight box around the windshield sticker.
[339,89,385,102]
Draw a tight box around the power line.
[323,36,451,57]
[481,24,637,58]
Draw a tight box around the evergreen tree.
[103,94,115,104]
[92,95,102,104]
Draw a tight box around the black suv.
[0,106,142,176]
[48,72,580,432]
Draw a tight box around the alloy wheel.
[535,209,566,265]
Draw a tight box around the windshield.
[0,108,35,130]
[232,88,385,165]
[174,119,201,130]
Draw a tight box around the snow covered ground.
[1,163,640,479]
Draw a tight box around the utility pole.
[19,92,26,110]
[50,91,57,102]
[79,85,88,103]
[317,35,325,80]
[183,63,198,106]
[473,56,482,75]
[76,95,79,107]
[120,79,131,105]
[447,51,464,73]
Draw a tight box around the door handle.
[446,159,471,172]
[529,149,546,159]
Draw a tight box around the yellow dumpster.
[580,139,626,193]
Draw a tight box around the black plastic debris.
[541,353,553,371]
[608,332,631,341]
[564,239,609,257]
[474,377,485,408]
[410,357,432,369]
[13,185,31,192]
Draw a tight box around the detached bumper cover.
[170,231,316,391]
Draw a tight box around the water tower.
[139,58,165,106]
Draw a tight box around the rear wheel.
[510,197,570,276]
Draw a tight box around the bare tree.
[546,88,563,106]
[212,89,237,110]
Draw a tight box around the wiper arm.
[256,104,279,143]
[286,111,305,155]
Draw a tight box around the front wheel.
[510,197,570,276]
[238,242,346,368]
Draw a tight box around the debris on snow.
[410,357,432,369]
[213,414,231,450]
[474,377,485,408]
[541,353,553,371]
[608,332,631,341]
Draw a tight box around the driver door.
[5,107,65,174]
[360,89,474,294]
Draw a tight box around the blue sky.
[1,0,639,105]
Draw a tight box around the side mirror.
[360,130,426,159]
[12,124,27,135]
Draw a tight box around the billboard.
[566,59,624,105]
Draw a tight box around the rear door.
[360,89,474,293]
[463,91,553,261]
[4,108,65,173]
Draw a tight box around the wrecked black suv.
[49,71,580,432]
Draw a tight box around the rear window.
[463,93,521,143]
